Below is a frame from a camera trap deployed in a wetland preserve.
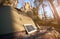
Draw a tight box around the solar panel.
[24,24,37,34]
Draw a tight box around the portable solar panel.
[24,24,37,34]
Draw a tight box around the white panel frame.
[24,24,37,34]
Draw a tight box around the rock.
[41,30,60,39]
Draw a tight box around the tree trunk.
[49,0,60,24]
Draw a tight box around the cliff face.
[0,6,36,35]
[14,12,37,32]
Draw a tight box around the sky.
[39,1,54,19]
[17,0,60,19]
[17,0,34,8]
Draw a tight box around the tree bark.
[49,0,60,24]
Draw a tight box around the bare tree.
[48,0,60,24]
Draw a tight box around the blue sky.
[17,0,34,8]
[39,1,54,19]
[17,0,54,18]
